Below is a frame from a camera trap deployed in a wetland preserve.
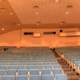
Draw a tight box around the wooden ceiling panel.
[0,0,20,25]
[0,0,79,35]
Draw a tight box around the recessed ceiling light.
[9,12,14,15]
[55,0,59,3]
[65,11,69,15]
[1,27,5,31]
[17,24,21,26]
[35,11,39,15]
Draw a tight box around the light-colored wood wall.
[0,28,80,48]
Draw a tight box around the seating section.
[0,47,67,80]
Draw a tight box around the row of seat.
[0,47,67,80]
[0,75,67,80]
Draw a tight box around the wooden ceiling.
[0,0,80,34]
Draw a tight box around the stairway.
[53,50,80,80]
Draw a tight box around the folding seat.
[0,65,7,70]
[41,70,51,76]
[30,70,39,76]
[17,66,26,75]
[0,76,15,80]
[7,65,17,70]
[41,75,52,80]
[52,65,62,70]
[53,69,63,74]
[30,75,40,80]
[7,70,16,75]
[17,76,27,80]
[28,65,38,70]
[18,69,26,75]
[74,61,80,65]
[43,65,52,70]
[0,71,7,75]
[55,74,67,80]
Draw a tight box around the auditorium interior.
[0,0,80,80]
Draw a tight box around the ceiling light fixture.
[55,0,59,3]
[17,24,21,26]
[9,12,14,16]
[65,11,69,15]
[1,27,5,31]
[35,11,39,15]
